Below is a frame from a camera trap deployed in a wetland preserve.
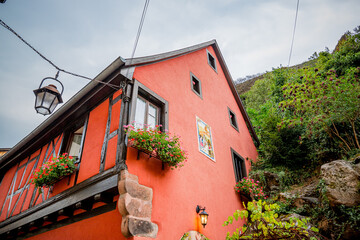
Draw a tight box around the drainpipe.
[116,78,132,173]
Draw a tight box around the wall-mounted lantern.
[196,205,209,228]
[33,72,64,115]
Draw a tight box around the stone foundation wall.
[117,170,158,238]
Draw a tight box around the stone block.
[118,179,153,201]
[122,216,158,239]
[118,193,152,218]
[120,170,139,182]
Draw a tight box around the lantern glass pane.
[42,92,56,109]
[200,213,208,225]
[49,97,59,113]
[36,107,50,115]
[35,92,45,108]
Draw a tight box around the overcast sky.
[0,0,359,148]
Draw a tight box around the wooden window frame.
[60,115,88,163]
[228,107,239,131]
[135,95,161,128]
[190,72,202,99]
[207,49,217,73]
[130,80,169,131]
[231,148,247,182]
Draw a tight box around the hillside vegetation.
[234,26,360,239]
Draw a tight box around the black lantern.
[196,205,209,228]
[33,72,64,115]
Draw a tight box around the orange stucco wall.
[125,46,258,239]
[26,209,124,240]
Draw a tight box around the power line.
[123,0,150,84]
[0,19,120,90]
[130,0,150,61]
[0,0,151,91]
[288,0,300,67]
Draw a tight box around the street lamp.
[33,72,64,115]
[196,205,209,228]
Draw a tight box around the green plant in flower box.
[234,177,267,201]
[30,153,76,192]
[124,123,187,169]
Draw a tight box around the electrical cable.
[123,0,150,83]
[0,19,120,90]
[0,0,151,91]
[287,0,300,67]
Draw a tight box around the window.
[207,49,217,72]
[231,148,247,182]
[130,80,169,130]
[190,72,202,99]
[228,107,239,131]
[134,96,160,129]
[60,118,87,160]
[67,126,84,158]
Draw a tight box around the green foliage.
[245,69,314,169]
[223,200,321,239]
[242,26,360,171]
[279,66,360,153]
[124,124,187,169]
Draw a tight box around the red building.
[0,40,258,239]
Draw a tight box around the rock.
[279,192,296,202]
[251,171,280,196]
[300,181,319,198]
[320,160,360,207]
[280,213,308,222]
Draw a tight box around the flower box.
[124,124,187,170]
[234,177,267,201]
[239,191,253,202]
[30,153,76,192]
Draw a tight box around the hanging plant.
[124,124,187,169]
[30,153,76,193]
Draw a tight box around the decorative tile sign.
[196,117,215,161]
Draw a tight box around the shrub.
[223,200,321,239]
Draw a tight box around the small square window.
[207,49,217,72]
[228,108,239,131]
[190,72,202,99]
[231,148,247,182]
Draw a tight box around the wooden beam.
[94,192,113,204]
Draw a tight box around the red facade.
[0,40,258,239]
